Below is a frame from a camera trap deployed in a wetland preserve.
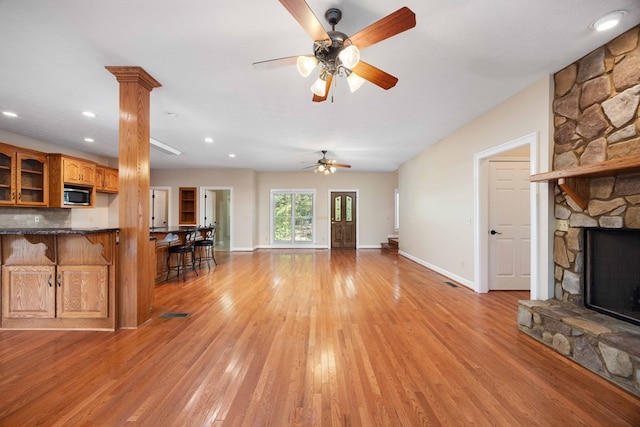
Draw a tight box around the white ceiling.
[0,1,639,172]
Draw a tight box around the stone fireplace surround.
[518,25,640,397]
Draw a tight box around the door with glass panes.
[331,192,356,249]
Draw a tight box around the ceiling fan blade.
[352,61,398,90]
[252,55,302,70]
[312,74,333,102]
[279,0,331,43]
[347,7,416,50]
[332,163,351,168]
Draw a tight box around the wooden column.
[106,66,161,328]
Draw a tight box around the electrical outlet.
[556,219,568,231]
[34,216,40,223]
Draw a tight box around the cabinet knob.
[56,273,61,287]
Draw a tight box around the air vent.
[159,312,190,318]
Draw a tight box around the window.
[394,189,400,231]
[272,190,315,243]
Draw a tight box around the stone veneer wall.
[518,25,640,397]
[552,25,640,304]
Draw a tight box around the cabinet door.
[80,162,96,186]
[0,147,16,205]
[104,167,118,192]
[62,157,82,184]
[95,167,105,191]
[16,151,48,206]
[56,265,108,319]
[2,266,56,318]
[96,167,118,193]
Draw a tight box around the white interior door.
[489,160,530,290]
[204,190,216,226]
[150,189,168,228]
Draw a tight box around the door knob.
[490,229,502,235]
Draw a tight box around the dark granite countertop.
[149,225,215,233]
[0,227,119,235]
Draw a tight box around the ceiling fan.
[307,150,351,174]
[253,0,416,102]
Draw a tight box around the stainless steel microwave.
[63,187,91,206]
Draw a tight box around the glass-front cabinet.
[0,143,48,206]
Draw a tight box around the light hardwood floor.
[1,249,639,426]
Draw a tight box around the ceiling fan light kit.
[254,0,416,102]
[311,150,351,175]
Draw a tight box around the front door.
[489,160,530,290]
[331,192,356,249]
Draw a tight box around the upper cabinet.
[0,143,48,207]
[60,155,96,186]
[48,154,96,208]
[95,166,118,193]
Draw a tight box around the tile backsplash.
[0,207,71,228]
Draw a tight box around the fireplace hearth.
[585,228,640,327]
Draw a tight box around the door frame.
[199,186,233,251]
[327,189,359,249]
[474,132,553,299]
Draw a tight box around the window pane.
[294,217,312,242]
[274,217,291,241]
[334,196,341,221]
[295,193,313,217]
[346,196,352,222]
[274,193,292,242]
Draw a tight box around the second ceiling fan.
[253,0,416,102]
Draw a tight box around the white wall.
[256,172,398,248]
[399,76,553,292]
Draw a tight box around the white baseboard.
[399,250,475,291]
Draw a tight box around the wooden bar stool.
[193,228,217,269]
[166,231,198,280]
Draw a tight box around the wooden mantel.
[530,155,640,209]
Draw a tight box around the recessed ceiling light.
[84,138,95,143]
[2,111,18,118]
[205,137,214,143]
[591,10,626,31]
[82,111,96,118]
[229,154,236,158]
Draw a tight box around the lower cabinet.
[0,231,116,330]
[2,265,108,320]
[2,266,55,318]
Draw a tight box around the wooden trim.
[530,155,640,182]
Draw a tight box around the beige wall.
[150,168,257,250]
[256,172,398,248]
[399,76,553,291]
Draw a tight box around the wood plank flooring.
[1,249,639,426]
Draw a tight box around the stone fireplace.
[518,25,640,397]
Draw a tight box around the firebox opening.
[585,228,640,327]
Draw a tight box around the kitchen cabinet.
[179,187,197,225]
[0,142,48,207]
[95,166,118,193]
[2,265,107,320]
[61,155,96,186]
[0,230,117,330]
[48,154,96,207]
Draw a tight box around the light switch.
[556,219,569,231]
